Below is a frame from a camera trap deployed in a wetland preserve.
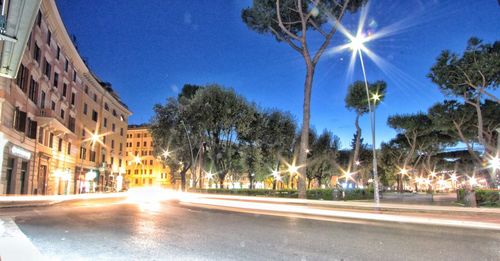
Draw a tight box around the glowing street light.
[134,155,141,165]
[162,149,171,158]
[449,173,458,183]
[487,154,500,171]
[205,170,215,181]
[371,92,381,103]
[467,175,478,187]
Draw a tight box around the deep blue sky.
[56,0,499,149]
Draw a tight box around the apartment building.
[0,0,131,195]
[125,125,171,189]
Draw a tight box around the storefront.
[1,141,33,195]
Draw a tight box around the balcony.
[36,108,76,138]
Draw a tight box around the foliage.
[242,0,367,199]
[457,189,500,207]
[428,37,499,101]
[188,188,373,200]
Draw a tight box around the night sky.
[56,0,499,148]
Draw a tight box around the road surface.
[2,197,500,260]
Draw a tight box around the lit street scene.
[0,0,499,260]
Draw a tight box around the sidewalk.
[0,218,46,261]
[0,192,126,209]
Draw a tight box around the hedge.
[457,189,500,206]
[188,188,373,200]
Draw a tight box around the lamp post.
[348,34,380,205]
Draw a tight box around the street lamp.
[345,30,381,205]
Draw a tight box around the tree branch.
[276,0,302,41]
[269,26,303,53]
[312,0,351,65]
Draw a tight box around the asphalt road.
[3,197,500,261]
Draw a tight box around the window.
[136,134,141,138]
[112,123,115,132]
[111,140,115,149]
[68,117,75,133]
[47,30,51,45]
[16,64,28,92]
[34,43,41,64]
[65,59,69,72]
[62,83,67,97]
[119,159,122,167]
[53,72,58,88]
[89,150,96,162]
[82,129,86,137]
[38,128,44,144]
[49,133,54,148]
[40,91,46,109]
[58,138,62,152]
[149,160,153,165]
[83,103,88,115]
[103,136,106,144]
[27,118,37,139]
[80,147,87,160]
[71,92,76,105]
[51,101,56,111]
[93,93,97,102]
[73,70,77,82]
[120,128,124,136]
[104,103,109,111]
[36,11,42,27]
[103,118,107,128]
[44,60,51,77]
[13,108,27,132]
[136,142,140,147]
[134,170,138,175]
[119,143,123,151]
[135,178,138,184]
[143,141,147,147]
[28,77,38,104]
[56,46,60,59]
[84,85,88,94]
[60,109,65,119]
[92,110,98,122]
[67,143,71,155]
[112,109,117,117]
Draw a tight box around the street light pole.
[358,49,380,205]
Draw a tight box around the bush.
[188,188,374,201]
[456,189,499,206]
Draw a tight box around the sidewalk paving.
[0,218,46,261]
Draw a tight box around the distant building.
[125,125,171,189]
[0,0,131,195]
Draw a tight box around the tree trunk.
[352,113,362,172]
[298,64,315,199]
[180,170,187,192]
[464,189,477,208]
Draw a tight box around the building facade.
[0,0,131,195]
[125,125,171,189]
